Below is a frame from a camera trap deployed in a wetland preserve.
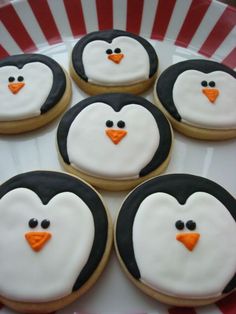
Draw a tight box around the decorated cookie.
[154,59,236,140]
[0,171,112,313]
[115,174,236,306]
[70,29,158,95]
[57,93,173,191]
[0,54,72,134]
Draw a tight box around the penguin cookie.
[70,29,158,95]
[57,93,173,191]
[0,54,72,134]
[115,174,236,306]
[154,59,236,140]
[0,171,112,313]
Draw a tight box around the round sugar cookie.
[115,174,236,306]
[70,29,158,95]
[153,59,236,140]
[57,93,173,191]
[0,54,72,134]
[0,171,112,313]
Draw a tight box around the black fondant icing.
[106,120,113,127]
[106,49,113,55]
[115,174,236,294]
[201,80,207,87]
[28,218,38,228]
[156,60,236,121]
[117,120,125,128]
[186,220,196,230]
[0,171,108,293]
[41,219,50,229]
[175,220,184,230]
[17,76,24,82]
[57,93,172,178]
[0,54,66,114]
[72,29,158,81]
[8,76,15,82]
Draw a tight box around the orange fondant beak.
[176,232,200,251]
[202,88,219,103]
[108,53,124,64]
[106,129,127,144]
[25,232,51,252]
[8,82,25,94]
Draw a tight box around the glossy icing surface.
[57,94,172,180]
[0,54,66,121]
[67,103,159,179]
[72,30,158,84]
[0,171,108,302]
[0,188,94,301]
[82,37,149,85]
[133,192,236,298]
[116,174,236,299]
[0,63,53,120]
[172,70,236,129]
[156,59,236,129]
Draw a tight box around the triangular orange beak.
[176,233,200,251]
[25,232,51,252]
[8,82,25,94]
[202,88,219,103]
[106,129,127,144]
[108,53,124,64]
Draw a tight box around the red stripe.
[63,0,86,37]
[222,47,236,69]
[151,0,176,40]
[126,0,144,34]
[0,45,10,60]
[28,0,62,45]
[168,307,197,314]
[96,0,113,30]
[198,6,236,57]
[0,4,37,52]
[216,291,236,314]
[175,0,211,47]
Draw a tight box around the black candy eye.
[209,81,215,87]
[114,48,121,54]
[8,76,15,83]
[18,76,24,82]
[175,220,184,230]
[201,80,208,87]
[117,120,125,128]
[106,49,113,55]
[186,220,196,230]
[41,219,50,229]
[106,120,113,127]
[29,218,38,228]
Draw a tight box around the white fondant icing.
[0,62,53,121]
[133,192,236,298]
[67,103,160,179]
[82,36,150,85]
[172,70,236,129]
[0,188,95,302]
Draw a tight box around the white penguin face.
[172,70,236,129]
[82,36,150,85]
[0,188,94,301]
[67,103,160,180]
[0,62,53,121]
[133,192,236,298]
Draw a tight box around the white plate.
[0,37,235,314]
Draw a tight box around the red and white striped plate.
[0,1,235,314]
[0,0,235,68]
